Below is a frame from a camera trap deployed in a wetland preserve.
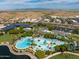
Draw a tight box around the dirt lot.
[0,11,79,20]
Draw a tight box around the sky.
[0,0,79,10]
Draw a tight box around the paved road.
[0,43,37,59]
[1,43,79,59]
[43,51,79,59]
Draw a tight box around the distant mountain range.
[0,8,79,12]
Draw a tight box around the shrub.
[35,50,45,59]
[0,31,4,35]
[21,30,33,37]
[44,33,54,39]
[45,50,53,55]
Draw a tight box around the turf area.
[49,54,79,59]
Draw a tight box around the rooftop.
[2,23,31,31]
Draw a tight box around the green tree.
[8,27,25,34]
[72,29,79,34]
[8,29,19,34]
[21,30,33,37]
[44,33,54,39]
[55,45,68,52]
[35,50,45,59]
[45,50,53,55]
[0,31,4,35]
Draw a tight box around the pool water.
[15,37,65,51]
[15,37,32,49]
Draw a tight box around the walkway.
[0,43,37,59]
[1,43,79,59]
[43,51,79,59]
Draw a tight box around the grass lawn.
[49,54,79,59]
[0,33,22,43]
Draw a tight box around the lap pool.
[15,37,65,51]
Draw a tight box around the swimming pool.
[15,37,65,51]
[15,37,32,49]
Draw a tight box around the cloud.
[0,0,26,4]
[0,0,79,4]
[0,0,79,10]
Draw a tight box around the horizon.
[0,0,79,10]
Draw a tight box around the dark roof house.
[2,23,31,31]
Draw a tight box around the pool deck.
[1,42,79,59]
[0,43,37,59]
